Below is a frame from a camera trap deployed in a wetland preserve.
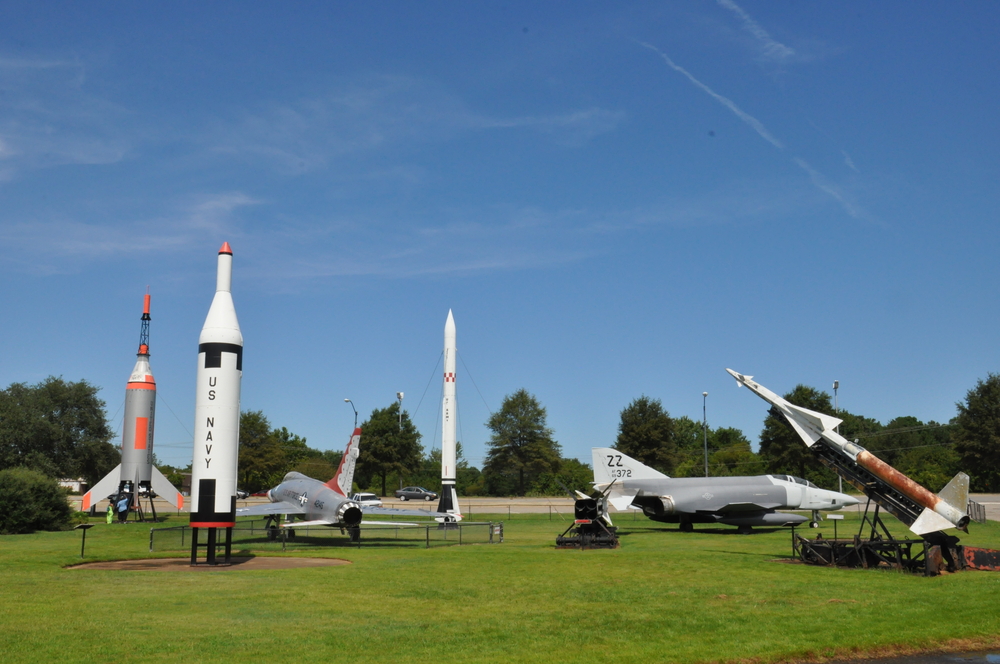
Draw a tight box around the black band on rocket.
[199,343,243,370]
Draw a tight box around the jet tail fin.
[81,465,122,511]
[592,447,669,485]
[151,466,185,510]
[909,472,971,535]
[325,428,361,497]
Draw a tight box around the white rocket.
[436,310,461,517]
[726,369,970,535]
[82,293,183,513]
[190,242,243,529]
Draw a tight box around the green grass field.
[3,512,1000,664]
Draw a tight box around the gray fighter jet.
[237,428,450,538]
[592,447,858,533]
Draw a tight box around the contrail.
[842,150,860,173]
[794,158,859,218]
[716,0,795,61]
[639,40,865,219]
[637,41,784,150]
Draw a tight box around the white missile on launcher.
[436,310,461,519]
[82,293,183,517]
[725,368,970,535]
[190,242,243,564]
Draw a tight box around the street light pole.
[344,398,358,429]
[396,392,404,430]
[833,380,842,493]
[702,392,709,478]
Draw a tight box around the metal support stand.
[189,527,233,566]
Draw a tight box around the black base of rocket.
[436,481,459,513]
[189,479,237,565]
[190,526,233,566]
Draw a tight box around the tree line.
[3,373,1000,504]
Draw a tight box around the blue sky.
[2,3,997,470]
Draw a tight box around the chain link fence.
[150,519,503,553]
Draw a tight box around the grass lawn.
[2,511,999,663]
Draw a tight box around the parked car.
[395,486,438,501]
[350,492,382,507]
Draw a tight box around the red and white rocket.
[190,243,243,535]
[82,293,183,514]
[436,310,461,517]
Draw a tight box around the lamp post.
[833,380,841,493]
[344,398,358,429]
[702,392,709,478]
[396,392,404,430]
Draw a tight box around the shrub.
[0,467,73,534]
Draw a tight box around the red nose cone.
[219,242,233,255]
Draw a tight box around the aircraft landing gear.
[809,510,821,528]
[737,525,753,535]
[265,515,280,541]
[679,522,694,533]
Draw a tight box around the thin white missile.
[81,293,182,514]
[190,242,243,536]
[436,310,460,517]
[726,368,970,535]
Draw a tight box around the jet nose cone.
[842,494,861,507]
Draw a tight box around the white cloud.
[209,75,624,172]
[0,193,260,272]
[0,55,130,176]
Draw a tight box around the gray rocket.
[82,293,183,514]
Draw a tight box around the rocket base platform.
[792,499,1000,576]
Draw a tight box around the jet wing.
[362,505,452,519]
[282,519,333,528]
[699,501,782,514]
[360,521,419,527]
[236,503,307,517]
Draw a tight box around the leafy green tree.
[758,385,838,486]
[0,467,73,534]
[672,416,707,477]
[482,389,561,496]
[291,457,337,482]
[356,403,423,497]
[237,412,322,491]
[404,442,481,496]
[614,396,676,475]
[708,427,765,476]
[953,373,1000,491]
[0,377,117,484]
[530,458,593,496]
[238,411,287,492]
[852,416,956,491]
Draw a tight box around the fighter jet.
[237,428,449,539]
[592,447,859,533]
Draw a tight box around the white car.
[350,492,383,507]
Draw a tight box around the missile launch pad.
[728,369,1000,575]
